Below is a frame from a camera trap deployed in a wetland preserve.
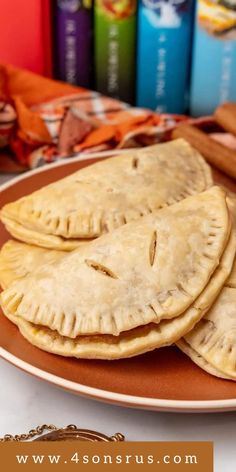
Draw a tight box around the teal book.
[136,0,195,114]
[190,0,236,116]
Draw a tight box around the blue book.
[136,0,195,114]
[190,0,236,116]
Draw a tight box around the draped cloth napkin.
[0,64,186,169]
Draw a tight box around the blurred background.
[1,0,236,117]
[0,0,236,174]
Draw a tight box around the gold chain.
[0,424,77,442]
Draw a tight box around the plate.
[1,155,236,413]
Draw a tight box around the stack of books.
[1,0,236,115]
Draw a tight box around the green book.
[94,0,137,104]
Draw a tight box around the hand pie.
[177,256,236,380]
[2,228,235,359]
[0,139,212,250]
[177,196,236,380]
[0,240,64,289]
[0,187,230,339]
[177,339,234,381]
[2,195,234,295]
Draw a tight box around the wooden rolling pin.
[214,102,236,137]
[172,123,236,180]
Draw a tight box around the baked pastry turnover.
[2,227,235,360]
[0,240,64,289]
[0,139,212,250]
[1,186,235,361]
[177,242,236,381]
[1,143,235,373]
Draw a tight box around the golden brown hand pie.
[2,228,235,359]
[177,197,236,380]
[0,187,230,339]
[177,259,236,381]
[0,139,212,250]
[177,338,234,380]
[0,240,64,289]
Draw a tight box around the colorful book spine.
[190,0,236,116]
[136,0,195,114]
[94,0,137,104]
[0,0,52,76]
[55,0,93,88]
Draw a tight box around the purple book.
[55,0,92,88]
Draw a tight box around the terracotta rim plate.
[1,154,236,413]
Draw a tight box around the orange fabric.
[4,64,82,106]
[77,114,165,151]
[0,64,187,168]
[14,97,51,143]
[76,125,116,150]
